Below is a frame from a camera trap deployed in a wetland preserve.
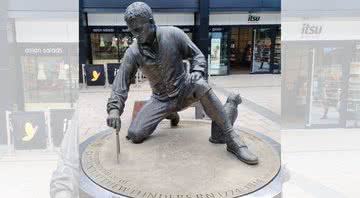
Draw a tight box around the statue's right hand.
[106,109,121,131]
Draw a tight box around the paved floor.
[282,129,360,198]
[0,150,59,198]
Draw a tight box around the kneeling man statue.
[106,2,258,165]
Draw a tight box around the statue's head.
[124,2,156,44]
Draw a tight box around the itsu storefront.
[208,12,281,75]
[282,18,360,128]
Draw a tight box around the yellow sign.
[22,122,38,141]
[91,70,101,81]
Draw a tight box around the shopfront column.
[79,0,91,83]
[195,0,209,79]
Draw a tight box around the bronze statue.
[210,93,242,144]
[106,2,258,165]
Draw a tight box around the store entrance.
[229,27,253,74]
[229,26,281,74]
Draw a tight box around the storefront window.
[283,43,360,128]
[90,29,134,64]
[91,33,119,63]
[307,47,344,127]
[252,28,272,73]
[89,27,191,65]
[209,31,229,75]
[22,55,78,110]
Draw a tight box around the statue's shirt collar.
[138,26,159,60]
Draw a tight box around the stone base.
[80,120,281,198]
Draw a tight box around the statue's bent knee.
[127,129,147,144]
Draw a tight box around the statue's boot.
[209,122,226,144]
[200,90,258,165]
[210,127,258,165]
[225,130,258,165]
[166,112,180,127]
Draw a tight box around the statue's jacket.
[107,26,207,115]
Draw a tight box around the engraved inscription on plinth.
[81,120,280,197]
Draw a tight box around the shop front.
[12,18,78,111]
[208,12,281,75]
[88,26,194,65]
[89,26,133,64]
[17,43,78,111]
[86,13,195,65]
[282,19,360,129]
[84,12,281,76]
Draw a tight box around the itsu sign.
[283,20,360,41]
[248,14,261,23]
[300,23,323,39]
[302,24,323,35]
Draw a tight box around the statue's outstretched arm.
[107,48,138,117]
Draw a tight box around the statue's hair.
[124,2,154,24]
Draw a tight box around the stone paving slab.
[282,128,360,198]
[0,157,58,198]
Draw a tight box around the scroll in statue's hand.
[106,109,121,131]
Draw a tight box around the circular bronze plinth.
[81,120,280,198]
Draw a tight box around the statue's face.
[127,18,155,44]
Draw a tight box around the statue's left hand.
[190,71,203,83]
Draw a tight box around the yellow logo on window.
[91,70,101,81]
[22,122,38,141]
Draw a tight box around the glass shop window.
[91,33,119,63]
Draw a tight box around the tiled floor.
[282,129,360,198]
